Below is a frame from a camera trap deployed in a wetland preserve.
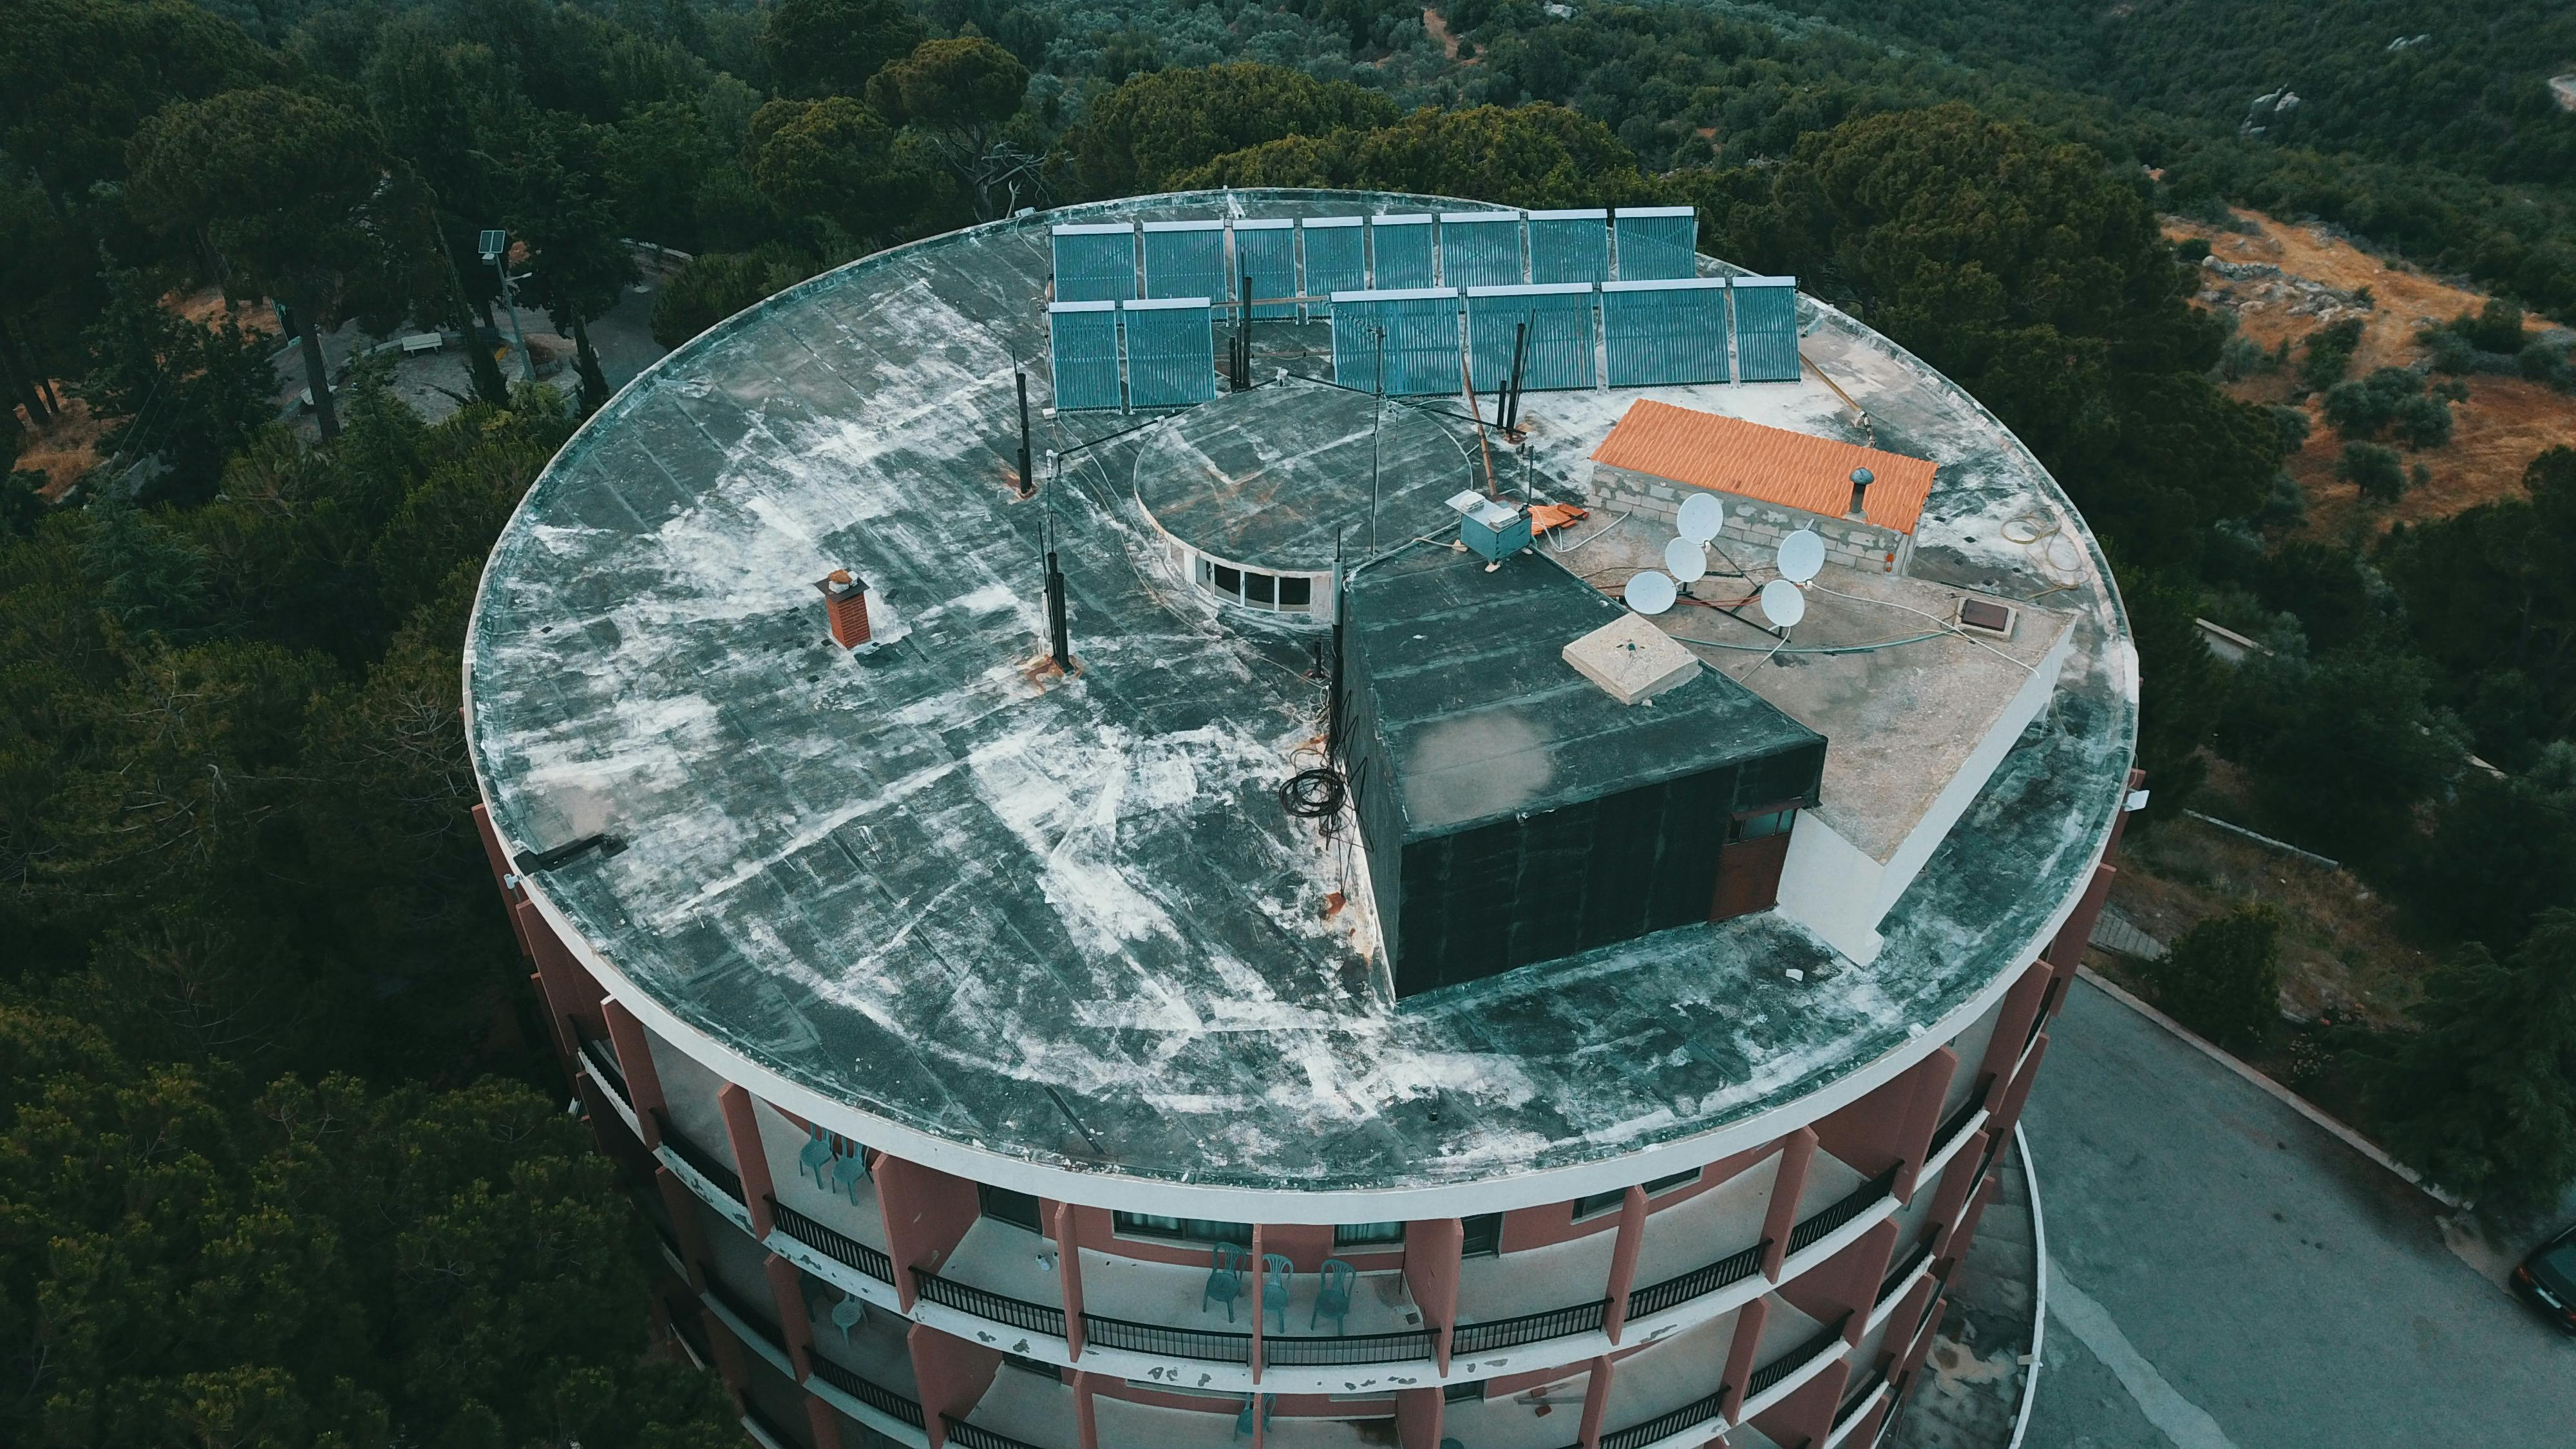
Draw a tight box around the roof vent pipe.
[816,569,872,647]
[1848,466,1874,519]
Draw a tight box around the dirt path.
[1421,6,1470,62]
[2164,208,2575,540]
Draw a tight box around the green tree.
[2410,744,2576,950]
[867,37,1033,218]
[2337,440,2405,501]
[2378,448,2576,739]
[650,244,816,349]
[1070,62,1398,196]
[2220,640,2465,864]
[760,0,925,99]
[2346,911,2576,1219]
[2152,903,2282,1050]
[2298,316,2364,391]
[747,96,942,247]
[77,265,278,506]
[126,86,419,439]
[2113,559,2218,822]
[497,117,637,415]
[0,0,276,200]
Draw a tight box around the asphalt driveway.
[2021,975,2575,1448]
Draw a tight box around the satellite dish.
[1662,536,1707,583]
[1625,570,1678,616]
[1759,578,1807,628]
[1676,493,1724,544]
[1777,529,1826,583]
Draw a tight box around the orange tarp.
[1587,398,1937,535]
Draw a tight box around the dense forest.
[4,0,2576,1441]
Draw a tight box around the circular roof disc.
[1624,570,1678,616]
[1759,578,1808,629]
[1777,529,1826,583]
[1675,493,1725,544]
[1662,536,1708,583]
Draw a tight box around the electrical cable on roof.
[1667,629,1950,656]
[1803,580,2038,674]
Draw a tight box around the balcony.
[1092,1394,1392,1449]
[1787,1164,1899,1260]
[1740,1309,1850,1419]
[656,1109,745,1207]
[1586,1308,1740,1449]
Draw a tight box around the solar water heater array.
[1045,298,1218,412]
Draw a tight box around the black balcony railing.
[806,1355,925,1428]
[1625,1238,1770,1321]
[912,1269,1069,1339]
[1877,1236,1934,1307]
[1262,1325,1439,1365]
[1450,1297,1609,1356]
[577,1034,632,1107]
[705,1279,787,1358]
[1598,1388,1726,1449]
[770,1198,896,1283]
[1788,1166,1900,1256]
[1835,1367,1887,1430]
[666,1296,714,1367]
[741,1404,797,1449]
[1080,1313,1255,1363]
[654,1110,745,1205]
[1929,1080,1991,1162]
[1747,1312,1851,1400]
[943,1416,1050,1449]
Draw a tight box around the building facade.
[466,191,2139,1449]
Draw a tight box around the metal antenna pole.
[1015,369,1033,496]
[1504,320,1529,435]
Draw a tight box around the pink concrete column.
[765,1252,814,1379]
[705,1311,753,1399]
[1978,961,2053,1084]
[1054,1200,1088,1358]
[1071,1370,1100,1449]
[1987,1033,2052,1144]
[657,1166,712,1293]
[1249,1224,1266,1384]
[1752,1351,1848,1449]
[1781,1218,1897,1347]
[1759,1130,1818,1279]
[514,899,584,1064]
[1888,1274,1938,1355]
[469,803,535,961]
[2046,863,2115,981]
[1405,1217,1463,1374]
[1394,1386,1444,1449]
[875,1153,980,1311]
[1889,1048,1957,1204]
[908,1320,1000,1449]
[1717,1295,1770,1421]
[802,1392,844,1449]
[602,999,668,1147]
[723,1084,778,1238]
[1949,1175,2002,1267]
[2104,767,2146,858]
[1602,1185,1648,1343]
[1924,1130,1989,1260]
[1575,1354,1613,1449]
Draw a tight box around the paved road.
[2021,976,2575,1447]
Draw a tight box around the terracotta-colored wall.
[1750,1349,1849,1449]
[1717,1295,1770,1421]
[1978,961,2053,1084]
[907,1321,999,1449]
[876,1154,981,1304]
[1403,1217,1461,1370]
[1394,1386,1443,1449]
[1812,1064,1922,1181]
[1759,1129,1819,1278]
[1779,1217,1897,1342]
[1924,1129,1990,1261]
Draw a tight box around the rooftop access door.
[1710,804,1797,922]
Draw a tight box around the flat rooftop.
[465,189,2136,1197]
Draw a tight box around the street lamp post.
[478,229,537,385]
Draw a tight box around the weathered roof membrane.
[464,189,2135,1200]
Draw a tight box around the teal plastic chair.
[1233,1393,1274,1439]
[797,1127,834,1188]
[830,1144,868,1204]
[1203,1242,1247,1320]
[830,1294,865,1346]
[1311,1257,1355,1332]
[1260,1254,1294,1334]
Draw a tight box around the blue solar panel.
[1614,206,1699,281]
[1046,301,1122,411]
[1466,283,1596,393]
[1123,298,1215,407]
[1142,221,1228,309]
[1601,278,1728,387]
[1526,209,1609,285]
[1330,289,1461,397]
[1052,223,1135,303]
[1440,211,1524,289]
[1302,218,1366,312]
[1232,220,1296,320]
[1732,276,1801,383]
[1370,215,1435,289]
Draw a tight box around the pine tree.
[2349,910,2576,1219]
[2152,903,2282,1050]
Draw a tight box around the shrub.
[2153,904,2283,1051]
[2462,298,2527,354]
[2421,327,2477,375]
[2338,440,2406,501]
[2298,316,2365,391]
[2269,403,2311,452]
[2392,391,2454,450]
[2323,378,2397,439]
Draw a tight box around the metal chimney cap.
[1850,466,1874,485]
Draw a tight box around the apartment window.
[1728,808,1795,843]
[1280,575,1313,609]
[1444,1380,1485,1403]
[1002,1352,1061,1382]
[1113,1211,1253,1245]
[1334,1221,1405,1247]
[1243,570,1276,605]
[1574,1168,1702,1220]
[978,1184,1045,1235]
[1461,1213,1502,1258]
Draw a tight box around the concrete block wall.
[1591,463,1911,576]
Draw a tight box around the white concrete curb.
[2074,967,2466,1210]
[2005,1121,2046,1449]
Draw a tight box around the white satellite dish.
[1676,493,1724,544]
[1776,529,1826,583]
[1759,578,1807,628]
[1662,536,1707,583]
[1625,570,1678,616]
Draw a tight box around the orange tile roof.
[1588,399,1938,535]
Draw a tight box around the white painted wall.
[1775,812,1886,964]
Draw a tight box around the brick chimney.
[815,569,871,647]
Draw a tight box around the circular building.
[465,191,2137,1449]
